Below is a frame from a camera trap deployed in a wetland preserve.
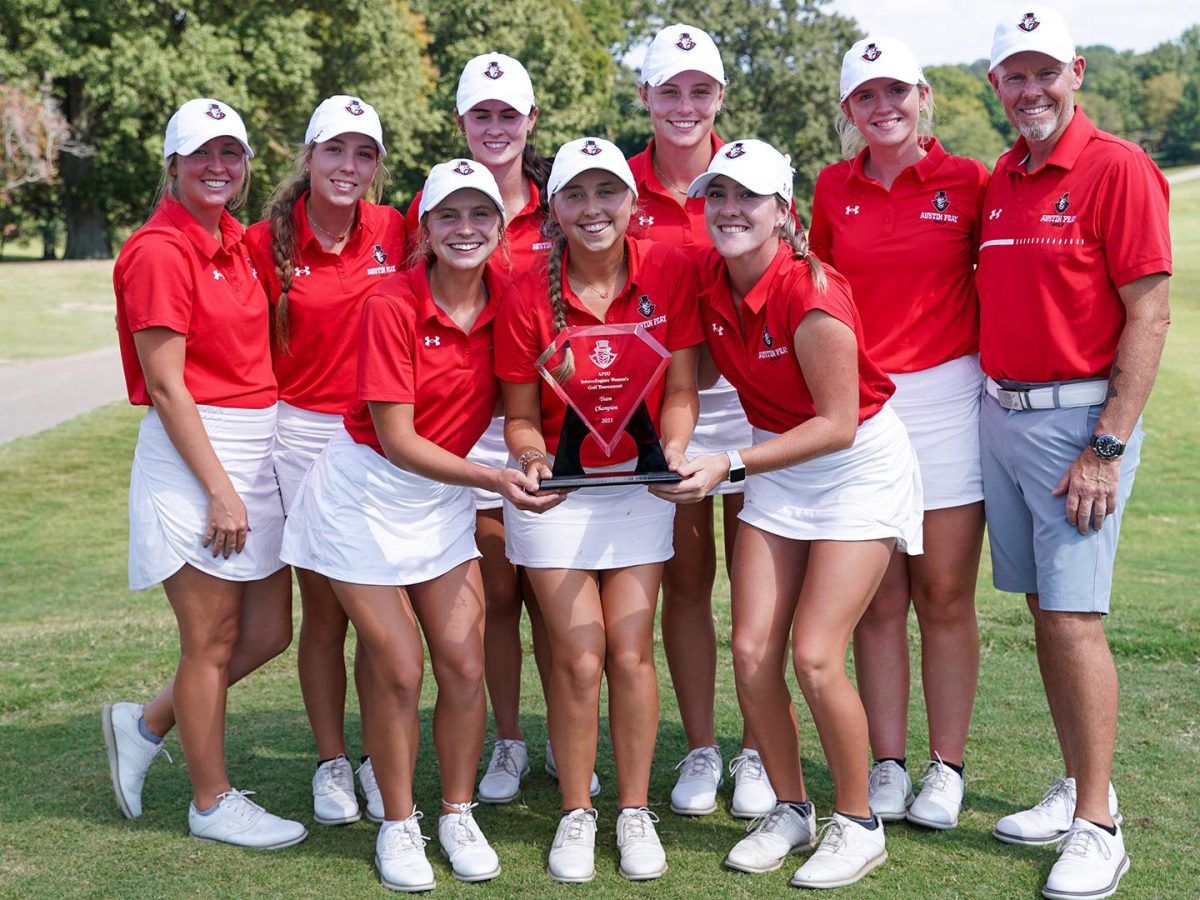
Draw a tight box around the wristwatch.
[725,449,746,483]
[1090,433,1125,461]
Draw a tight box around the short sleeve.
[118,235,195,335]
[403,194,422,260]
[494,282,543,383]
[1098,150,1172,287]
[665,250,703,351]
[357,292,416,403]
[969,160,990,266]
[808,171,834,263]
[242,222,280,309]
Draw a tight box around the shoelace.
[1036,778,1075,814]
[869,762,898,791]
[730,753,765,783]
[1057,824,1111,860]
[442,800,481,844]
[918,753,955,793]
[745,803,793,836]
[316,757,353,791]
[215,788,262,822]
[812,817,848,854]
[620,808,660,842]
[675,746,721,780]
[382,811,431,853]
[153,744,174,766]
[486,740,523,778]
[561,809,598,842]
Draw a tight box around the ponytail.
[543,221,575,383]
[265,162,311,354]
[521,143,552,196]
[780,215,827,294]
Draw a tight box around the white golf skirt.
[273,401,343,514]
[280,429,480,586]
[504,459,676,569]
[127,405,285,591]
[887,354,984,511]
[466,417,508,511]
[740,404,925,555]
[687,377,752,496]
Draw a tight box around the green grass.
[0,259,117,364]
[1,183,1198,897]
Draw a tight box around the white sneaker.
[994,778,1123,846]
[544,741,600,798]
[670,746,723,815]
[729,748,776,819]
[101,702,171,819]
[357,758,384,824]
[867,760,913,822]
[548,808,598,883]
[1042,818,1130,900]
[906,756,963,830]
[439,801,500,882]
[377,811,435,892]
[188,789,308,850]
[312,755,361,825]
[478,739,529,804]
[790,813,887,889]
[724,802,817,873]
[616,807,667,880]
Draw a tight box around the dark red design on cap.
[676,33,696,51]
[725,142,746,159]
[932,190,950,212]
[346,99,365,116]
[1055,191,1070,213]
[453,160,474,175]
[580,140,602,156]
[484,61,503,80]
[1018,12,1040,32]
[205,103,226,120]
[862,43,882,62]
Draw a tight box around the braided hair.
[542,216,575,383]
[780,213,827,293]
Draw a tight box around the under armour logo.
[845,205,860,215]
[989,209,1003,220]
[293,266,311,276]
[711,323,724,336]
[638,215,654,227]
[424,336,441,347]
[212,269,225,280]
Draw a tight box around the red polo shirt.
[809,138,988,374]
[115,195,276,409]
[495,237,703,465]
[245,195,408,414]
[976,109,1172,383]
[344,261,505,458]
[626,134,723,251]
[406,176,551,279]
[698,244,893,431]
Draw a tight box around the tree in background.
[923,65,1006,166]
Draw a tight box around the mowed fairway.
[0,182,1197,898]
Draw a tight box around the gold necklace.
[307,212,353,243]
[652,158,690,195]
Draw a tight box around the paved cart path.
[0,346,125,445]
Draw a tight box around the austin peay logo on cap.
[453,160,475,175]
[580,139,602,156]
[373,244,387,265]
[725,142,746,159]
[1055,191,1070,213]
[205,103,226,120]
[676,32,696,51]
[346,99,365,116]
[1018,12,1040,32]
[933,190,950,212]
[862,43,882,62]
[484,60,503,80]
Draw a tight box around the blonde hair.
[408,196,510,271]
[265,145,389,353]
[779,202,827,293]
[153,152,252,213]
[835,85,936,159]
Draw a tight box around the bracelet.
[517,450,547,474]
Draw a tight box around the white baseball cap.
[163,98,253,159]
[990,5,1075,71]
[839,36,924,102]
[546,138,638,203]
[687,139,794,205]
[305,95,386,157]
[456,52,536,116]
[641,23,726,87]
[417,159,506,223]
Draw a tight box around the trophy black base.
[539,471,682,492]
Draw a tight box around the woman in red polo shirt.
[281,160,560,892]
[660,139,922,889]
[104,99,306,850]
[496,137,701,883]
[405,52,564,804]
[244,95,406,827]
[626,23,774,818]
[809,36,989,831]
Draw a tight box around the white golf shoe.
[790,813,887,889]
[670,745,723,815]
[724,802,817,873]
[102,701,171,819]
[188,788,308,850]
[477,739,529,804]
[312,755,361,825]
[867,760,912,823]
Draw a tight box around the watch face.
[1092,434,1123,460]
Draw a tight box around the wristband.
[517,450,547,474]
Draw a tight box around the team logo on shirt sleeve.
[862,43,882,62]
[1018,12,1040,32]
[346,99,365,116]
[676,33,696,51]
[590,339,617,368]
[205,103,226,120]
[484,60,504,80]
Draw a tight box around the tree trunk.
[58,75,111,259]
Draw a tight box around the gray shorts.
[979,393,1143,614]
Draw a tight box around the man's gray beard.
[1017,118,1058,143]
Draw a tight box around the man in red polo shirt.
[976,7,1171,900]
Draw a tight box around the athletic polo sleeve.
[493,282,542,383]
[403,194,422,262]
[119,233,195,335]
[664,248,703,351]
[808,172,834,263]
[357,292,416,403]
[969,160,989,267]
[1097,150,1172,287]
[242,222,280,310]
